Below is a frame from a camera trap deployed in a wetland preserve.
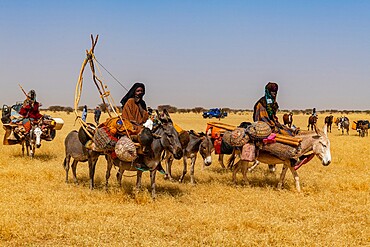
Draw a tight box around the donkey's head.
[312,125,331,166]
[198,134,214,166]
[31,125,43,148]
[153,110,183,159]
[188,130,214,166]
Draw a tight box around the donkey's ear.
[163,109,173,123]
[322,124,328,137]
[315,125,325,137]
[198,132,206,137]
[163,108,169,116]
[314,124,320,135]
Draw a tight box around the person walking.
[94,106,101,125]
[81,105,87,122]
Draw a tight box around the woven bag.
[246,121,272,140]
[93,126,118,151]
[241,143,256,161]
[222,131,232,146]
[115,136,137,162]
[230,128,249,147]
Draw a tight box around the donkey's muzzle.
[173,148,183,160]
[322,160,331,166]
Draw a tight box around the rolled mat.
[275,134,302,147]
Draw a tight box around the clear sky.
[1,0,369,111]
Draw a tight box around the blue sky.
[1,1,369,110]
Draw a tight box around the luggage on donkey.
[115,136,137,162]
[79,116,153,161]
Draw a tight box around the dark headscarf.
[265,82,278,94]
[120,82,147,110]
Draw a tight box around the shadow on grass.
[65,173,185,198]
[11,152,57,161]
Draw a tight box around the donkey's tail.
[63,157,67,170]
[227,148,237,169]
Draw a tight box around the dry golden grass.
[0,111,369,246]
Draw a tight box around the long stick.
[18,84,29,98]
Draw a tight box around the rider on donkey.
[252,82,310,169]
[253,82,298,136]
[120,82,165,173]
[8,90,43,140]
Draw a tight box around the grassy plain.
[0,111,369,246]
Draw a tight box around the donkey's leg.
[232,160,241,184]
[135,170,143,192]
[116,166,124,187]
[240,160,250,185]
[179,155,188,183]
[218,154,225,169]
[190,156,197,184]
[71,160,78,184]
[277,164,289,190]
[164,153,174,181]
[63,157,70,183]
[21,141,25,157]
[26,140,30,157]
[248,160,260,172]
[150,170,157,199]
[30,142,35,158]
[88,152,99,189]
[105,156,113,191]
[288,166,301,192]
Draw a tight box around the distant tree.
[98,103,108,113]
[158,105,177,113]
[65,107,73,114]
[48,105,64,112]
[192,107,205,114]
[177,109,190,113]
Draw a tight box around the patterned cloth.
[93,126,118,151]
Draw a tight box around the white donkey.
[231,125,331,192]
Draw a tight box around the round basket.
[230,128,249,147]
[247,121,272,140]
[115,136,137,162]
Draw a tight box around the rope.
[74,35,132,140]
[94,58,129,92]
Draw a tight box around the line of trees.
[43,104,370,115]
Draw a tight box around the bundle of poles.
[275,134,302,147]
[74,34,130,139]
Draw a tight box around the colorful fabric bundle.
[93,126,118,151]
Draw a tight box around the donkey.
[163,130,214,184]
[335,116,350,135]
[283,112,293,128]
[63,130,90,183]
[3,121,42,158]
[357,121,368,137]
[230,125,331,192]
[324,115,334,133]
[27,123,43,158]
[104,110,183,198]
[307,115,318,131]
